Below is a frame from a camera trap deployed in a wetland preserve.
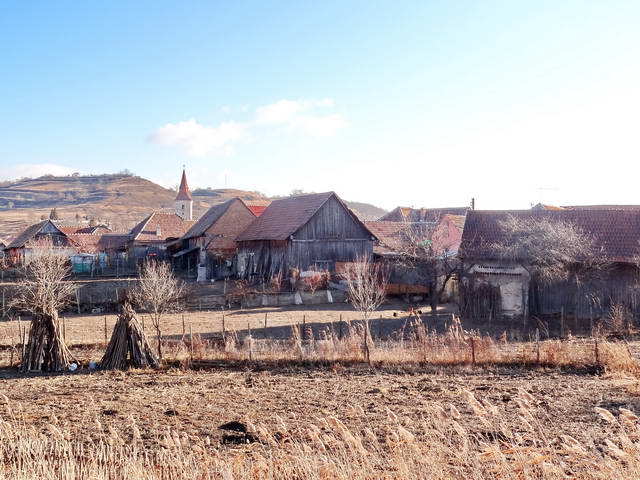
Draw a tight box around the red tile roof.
[68,233,130,253]
[461,209,640,263]
[246,204,268,217]
[175,169,192,201]
[131,212,194,242]
[365,221,410,255]
[380,206,469,222]
[57,224,111,235]
[366,221,435,256]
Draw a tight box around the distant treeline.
[0,170,136,187]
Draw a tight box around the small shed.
[236,191,376,279]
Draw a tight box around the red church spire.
[176,168,192,201]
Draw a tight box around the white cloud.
[149,119,247,157]
[255,98,344,131]
[150,98,346,157]
[255,99,305,125]
[2,163,78,180]
[291,113,348,137]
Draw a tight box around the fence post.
[536,328,540,364]
[595,336,600,365]
[189,322,194,363]
[264,313,268,339]
[222,313,226,342]
[182,314,186,337]
[301,315,306,342]
[378,314,383,340]
[104,316,108,346]
[560,307,565,338]
[21,325,27,367]
[76,289,81,315]
[16,322,21,359]
[247,320,252,361]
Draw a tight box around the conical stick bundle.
[21,310,73,372]
[101,303,159,370]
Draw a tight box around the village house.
[176,197,265,280]
[365,214,466,298]
[236,191,377,280]
[379,206,469,222]
[4,220,81,265]
[459,209,640,321]
[127,212,194,260]
[126,169,195,261]
[3,219,131,272]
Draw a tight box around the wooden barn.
[459,209,640,322]
[236,191,376,279]
[176,197,259,279]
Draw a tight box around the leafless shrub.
[342,256,389,363]
[301,269,329,294]
[130,260,183,361]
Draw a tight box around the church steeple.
[175,168,193,220]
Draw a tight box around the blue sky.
[1,1,639,210]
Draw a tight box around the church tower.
[175,168,193,220]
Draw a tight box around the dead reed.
[0,385,639,479]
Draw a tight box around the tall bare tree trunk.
[155,317,163,361]
[363,315,371,365]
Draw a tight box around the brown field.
[2,304,640,478]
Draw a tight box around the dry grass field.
[2,304,640,478]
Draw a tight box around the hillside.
[0,174,386,241]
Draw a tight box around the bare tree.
[492,215,604,283]
[11,239,77,372]
[491,215,608,320]
[342,256,389,364]
[394,221,460,314]
[130,260,183,361]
